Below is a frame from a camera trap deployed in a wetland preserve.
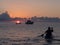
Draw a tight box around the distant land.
[0,11,60,22]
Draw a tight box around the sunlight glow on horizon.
[0,0,60,18]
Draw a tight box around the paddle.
[37,34,44,37]
[40,34,44,37]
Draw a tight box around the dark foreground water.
[0,22,60,45]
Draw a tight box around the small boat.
[25,20,34,24]
[16,20,21,24]
[16,22,21,24]
[32,35,60,43]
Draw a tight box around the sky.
[0,0,60,18]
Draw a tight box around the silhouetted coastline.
[0,11,60,22]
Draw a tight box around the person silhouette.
[45,27,53,39]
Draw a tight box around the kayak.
[32,35,60,43]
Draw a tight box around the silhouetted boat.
[16,22,21,24]
[25,20,34,24]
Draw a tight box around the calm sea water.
[0,21,60,45]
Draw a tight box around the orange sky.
[0,0,60,18]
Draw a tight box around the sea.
[0,21,60,45]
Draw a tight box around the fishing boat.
[25,20,34,24]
